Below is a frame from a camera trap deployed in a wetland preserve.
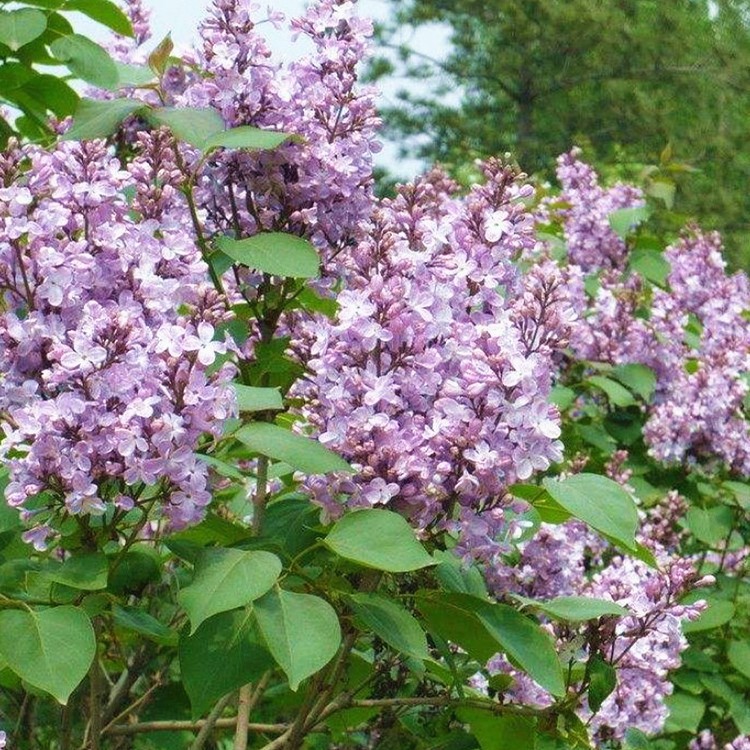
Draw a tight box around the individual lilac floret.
[0,140,235,545]
[299,161,573,565]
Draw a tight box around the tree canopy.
[373,0,750,264]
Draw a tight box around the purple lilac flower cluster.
[298,162,574,563]
[552,148,645,272]
[548,151,750,476]
[488,514,707,741]
[0,140,234,547]
[181,0,379,270]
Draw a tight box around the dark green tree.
[373,0,750,264]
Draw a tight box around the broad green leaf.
[608,206,649,239]
[664,692,705,733]
[0,8,47,51]
[415,593,506,664]
[178,548,281,632]
[457,707,537,750]
[0,606,95,703]
[21,74,77,118]
[543,474,638,551]
[434,551,489,598]
[647,179,676,208]
[203,125,299,152]
[254,587,341,690]
[63,96,144,141]
[50,34,118,88]
[235,422,351,474]
[148,106,223,148]
[588,375,636,407]
[549,385,576,410]
[520,595,628,622]
[114,62,154,88]
[113,605,177,646]
[685,505,734,547]
[588,655,617,712]
[348,593,429,660]
[216,233,320,279]
[107,547,160,595]
[197,454,245,480]
[475,602,565,697]
[324,509,435,572]
[611,363,657,402]
[64,0,133,37]
[40,552,108,590]
[179,610,273,718]
[233,383,283,412]
[728,640,750,680]
[682,599,735,633]
[629,247,670,286]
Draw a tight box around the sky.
[76,0,453,178]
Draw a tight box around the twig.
[105,720,288,736]
[234,671,272,750]
[189,693,234,750]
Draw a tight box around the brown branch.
[105,720,288,736]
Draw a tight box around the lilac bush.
[0,2,746,749]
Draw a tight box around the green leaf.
[646,179,676,209]
[324,509,435,572]
[664,692,705,733]
[50,34,119,88]
[232,383,283,412]
[20,74,78,117]
[457,707,537,750]
[178,548,281,632]
[610,363,657,402]
[113,605,177,646]
[685,505,734,547]
[63,96,144,141]
[475,602,566,697]
[728,640,750,680]
[681,599,735,633]
[216,233,320,279]
[415,593,499,663]
[147,106,223,148]
[179,610,273,718]
[203,125,299,152]
[235,422,351,474]
[40,552,108,591]
[543,474,638,551]
[588,655,617,712]
[64,0,133,37]
[629,248,670,287]
[0,606,95,704]
[348,593,429,660]
[114,62,154,88]
[608,206,650,239]
[254,587,341,690]
[434,552,489,598]
[588,375,636,407]
[522,595,628,622]
[0,8,47,51]
[107,547,160,595]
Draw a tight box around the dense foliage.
[0,2,747,750]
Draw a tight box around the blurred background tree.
[371,0,750,266]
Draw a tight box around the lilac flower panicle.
[0,140,235,543]
[299,161,573,564]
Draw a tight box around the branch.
[105,720,288,736]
